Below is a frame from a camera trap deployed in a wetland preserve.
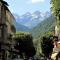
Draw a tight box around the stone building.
[0,1,16,60]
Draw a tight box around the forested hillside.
[31,15,55,55]
[31,15,55,39]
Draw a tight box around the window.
[0,26,2,38]
[0,5,1,23]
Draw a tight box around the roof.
[0,0,8,6]
[0,1,15,20]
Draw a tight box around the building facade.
[0,1,16,60]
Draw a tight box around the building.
[0,1,16,60]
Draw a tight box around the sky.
[4,0,51,16]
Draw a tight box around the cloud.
[27,0,45,4]
[31,0,45,3]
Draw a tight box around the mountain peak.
[13,11,51,29]
[33,11,41,15]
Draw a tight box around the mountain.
[31,15,55,39]
[13,11,51,29]
[13,12,55,55]
[30,15,55,55]
[14,21,30,32]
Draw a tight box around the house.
[0,1,16,60]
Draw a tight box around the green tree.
[50,0,60,17]
[51,0,60,26]
[41,36,54,59]
[14,32,36,59]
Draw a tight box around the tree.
[50,0,60,17]
[14,32,36,59]
[41,36,54,59]
[50,0,60,26]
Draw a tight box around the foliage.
[31,15,55,55]
[50,0,60,30]
[14,32,36,58]
[41,36,54,58]
[50,0,60,16]
[31,15,55,38]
